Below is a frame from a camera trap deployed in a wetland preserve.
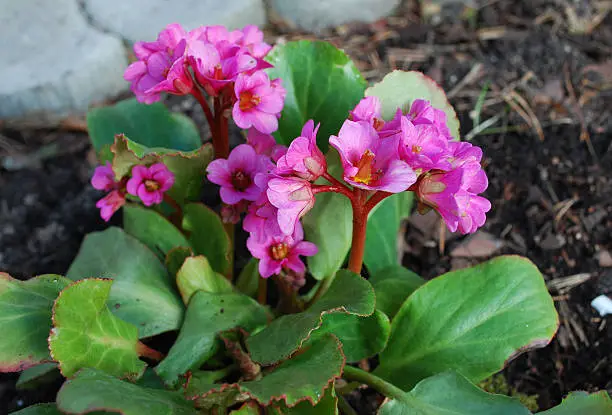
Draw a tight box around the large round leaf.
[66,227,184,338]
[87,98,202,161]
[369,265,425,319]
[155,291,269,387]
[246,270,374,365]
[376,256,559,390]
[266,40,366,151]
[57,368,198,415]
[123,204,191,259]
[176,256,233,304]
[365,70,460,140]
[0,273,70,372]
[378,371,531,415]
[539,391,612,415]
[49,279,146,379]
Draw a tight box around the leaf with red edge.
[57,368,198,415]
[246,270,374,365]
[268,387,338,414]
[365,70,460,140]
[0,273,70,372]
[187,334,344,410]
[49,278,146,380]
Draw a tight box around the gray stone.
[0,0,128,124]
[82,0,266,44]
[270,0,401,31]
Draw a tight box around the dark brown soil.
[1,0,611,413]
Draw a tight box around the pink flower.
[221,201,249,224]
[267,176,315,235]
[246,224,317,278]
[243,194,282,241]
[126,163,175,206]
[275,120,326,181]
[416,168,464,232]
[124,24,193,103]
[409,99,454,140]
[91,162,116,191]
[207,144,270,205]
[96,190,126,222]
[246,129,286,162]
[232,71,285,134]
[238,25,272,60]
[329,120,416,193]
[350,97,385,130]
[399,117,451,174]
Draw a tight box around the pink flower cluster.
[91,162,174,221]
[340,96,490,233]
[207,124,321,278]
[124,23,285,134]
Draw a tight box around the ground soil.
[1,0,611,413]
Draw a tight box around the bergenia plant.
[2,24,610,415]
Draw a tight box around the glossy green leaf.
[16,363,60,390]
[246,270,374,365]
[230,402,261,414]
[0,273,70,372]
[112,134,213,204]
[57,368,198,415]
[378,371,531,415]
[123,204,191,259]
[364,192,413,275]
[49,279,146,379]
[369,265,425,319]
[266,40,366,151]
[268,386,338,414]
[66,227,184,338]
[176,256,233,304]
[155,291,269,387]
[87,98,201,161]
[235,258,260,298]
[376,256,559,390]
[9,404,64,415]
[188,335,344,408]
[182,203,231,275]
[303,191,352,280]
[365,70,460,140]
[539,391,612,415]
[309,309,390,363]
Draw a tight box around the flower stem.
[342,365,406,401]
[213,95,230,159]
[191,87,215,141]
[312,184,353,200]
[257,277,267,305]
[136,342,165,362]
[347,189,367,274]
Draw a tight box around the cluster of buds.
[91,162,174,221]
[123,23,285,134]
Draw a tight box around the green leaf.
[378,371,531,415]
[309,309,390,363]
[112,134,213,205]
[182,203,231,275]
[165,247,194,278]
[369,265,425,319]
[16,363,60,390]
[9,404,64,415]
[176,256,233,304]
[246,270,374,365]
[87,98,201,160]
[303,191,352,280]
[266,40,367,151]
[365,70,460,140]
[539,391,612,415]
[230,402,261,414]
[376,256,559,390]
[268,386,338,414]
[0,273,70,372]
[188,335,344,408]
[57,368,198,415]
[155,291,269,387]
[235,259,260,298]
[67,227,184,338]
[123,204,191,259]
[364,192,413,275]
[49,279,146,380]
